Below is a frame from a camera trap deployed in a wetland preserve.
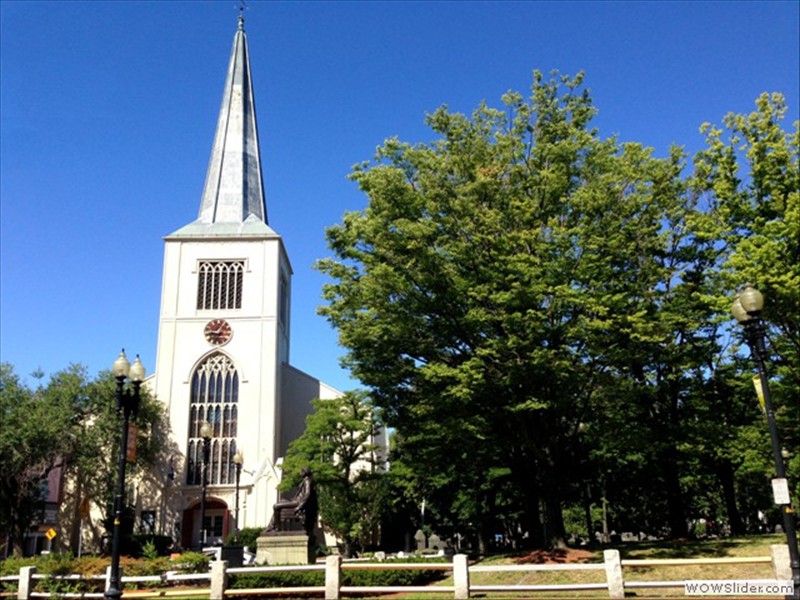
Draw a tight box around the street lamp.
[198,421,213,548]
[105,350,145,600]
[732,284,800,598]
[232,450,244,541]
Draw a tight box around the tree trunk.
[663,445,687,538]
[664,378,687,539]
[544,494,567,549]
[538,451,567,549]
[717,459,745,535]
[520,480,543,548]
[69,475,83,554]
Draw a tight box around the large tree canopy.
[0,363,169,556]
[317,72,799,549]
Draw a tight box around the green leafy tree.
[317,68,798,548]
[280,391,384,556]
[318,71,708,547]
[0,363,169,556]
[1,364,75,555]
[693,92,800,511]
[67,369,170,554]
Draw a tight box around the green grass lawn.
[400,535,789,599]
[617,535,784,597]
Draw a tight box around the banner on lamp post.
[752,376,765,412]
[127,423,138,462]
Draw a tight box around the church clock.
[204,319,232,346]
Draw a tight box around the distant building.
[17,461,66,556]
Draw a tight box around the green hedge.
[230,569,324,589]
[344,558,447,587]
[226,526,263,551]
[229,558,448,589]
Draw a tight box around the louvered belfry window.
[187,353,239,485]
[197,260,244,310]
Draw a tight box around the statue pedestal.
[256,533,314,565]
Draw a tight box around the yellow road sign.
[45,528,57,540]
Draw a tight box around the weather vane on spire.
[237,0,248,30]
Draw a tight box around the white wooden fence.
[1,544,791,599]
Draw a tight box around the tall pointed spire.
[197,15,267,225]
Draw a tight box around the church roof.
[166,213,278,239]
[195,15,268,227]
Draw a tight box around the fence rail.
[2,544,791,600]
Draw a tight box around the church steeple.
[197,15,267,225]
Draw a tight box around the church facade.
[147,16,340,549]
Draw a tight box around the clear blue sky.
[1,0,798,393]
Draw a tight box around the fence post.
[771,544,791,581]
[603,549,624,599]
[210,560,228,600]
[453,554,470,599]
[104,565,123,592]
[325,554,342,600]
[17,566,36,600]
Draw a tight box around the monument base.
[256,533,314,565]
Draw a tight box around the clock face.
[204,319,232,346]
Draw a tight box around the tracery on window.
[197,260,244,310]
[187,353,239,485]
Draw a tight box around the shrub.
[0,557,32,594]
[342,559,447,587]
[129,534,173,557]
[230,569,324,589]
[242,527,264,551]
[123,555,172,578]
[29,553,102,595]
[70,556,109,578]
[37,551,76,576]
[170,551,210,573]
[0,556,33,577]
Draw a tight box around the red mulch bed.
[513,547,595,564]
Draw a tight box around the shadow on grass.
[613,535,783,560]
[619,539,739,558]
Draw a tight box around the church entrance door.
[182,499,229,549]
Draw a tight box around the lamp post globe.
[113,351,131,378]
[731,286,799,599]
[105,350,145,600]
[731,296,750,324]
[738,283,764,314]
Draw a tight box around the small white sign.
[772,478,790,505]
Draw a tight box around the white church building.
[147,15,340,550]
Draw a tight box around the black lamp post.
[105,350,145,600]
[233,450,244,541]
[198,421,213,549]
[732,284,800,598]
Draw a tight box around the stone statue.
[266,467,318,535]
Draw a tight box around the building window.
[187,353,239,485]
[140,510,156,534]
[203,515,224,538]
[197,260,244,310]
[279,273,289,328]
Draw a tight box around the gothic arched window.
[187,353,239,485]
